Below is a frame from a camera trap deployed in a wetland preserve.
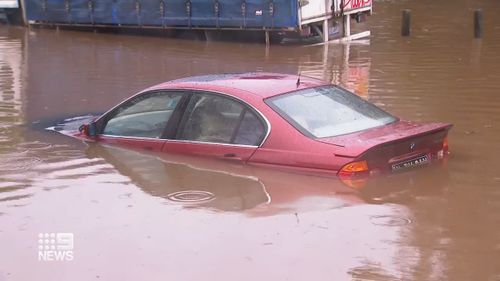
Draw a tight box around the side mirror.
[79,122,97,137]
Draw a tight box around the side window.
[233,110,266,146]
[178,94,244,143]
[102,92,183,138]
[177,93,266,146]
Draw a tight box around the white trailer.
[0,0,18,8]
[299,0,372,42]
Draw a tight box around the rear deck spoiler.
[318,121,453,158]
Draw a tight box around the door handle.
[222,153,243,161]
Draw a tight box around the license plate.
[391,155,429,171]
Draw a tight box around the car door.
[163,91,268,162]
[95,90,187,152]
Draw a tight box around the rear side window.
[233,110,266,145]
[266,86,397,138]
[177,93,266,146]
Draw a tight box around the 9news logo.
[38,233,74,261]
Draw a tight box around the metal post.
[19,0,28,25]
[343,15,350,38]
[474,9,483,39]
[265,30,270,45]
[401,9,411,36]
[322,19,329,42]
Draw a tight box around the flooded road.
[1,0,500,280]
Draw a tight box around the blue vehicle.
[24,0,372,42]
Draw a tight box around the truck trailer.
[23,0,372,42]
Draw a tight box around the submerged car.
[76,73,452,179]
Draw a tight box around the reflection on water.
[0,27,31,211]
[86,144,364,213]
[1,0,500,279]
[300,42,371,98]
[89,144,271,212]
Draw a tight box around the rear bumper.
[339,156,450,193]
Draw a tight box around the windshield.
[266,86,397,138]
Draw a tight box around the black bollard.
[474,9,483,39]
[401,9,411,37]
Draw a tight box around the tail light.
[437,136,449,160]
[338,160,369,177]
[338,160,369,189]
[442,136,449,153]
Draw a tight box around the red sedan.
[76,72,452,178]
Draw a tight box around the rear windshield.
[266,86,397,138]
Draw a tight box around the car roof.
[153,72,328,99]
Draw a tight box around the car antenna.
[296,73,301,87]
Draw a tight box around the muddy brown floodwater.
[1,0,500,280]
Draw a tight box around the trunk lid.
[318,120,452,171]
